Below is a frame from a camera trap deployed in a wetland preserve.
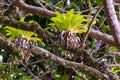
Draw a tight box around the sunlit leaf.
[3,26,43,44]
[20,17,25,22]
[49,9,91,34]
[0,24,2,29]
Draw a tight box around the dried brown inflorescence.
[57,31,80,49]
[14,36,37,63]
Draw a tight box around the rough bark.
[104,0,120,50]
[15,0,55,18]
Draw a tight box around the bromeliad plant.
[4,17,42,42]
[49,9,89,49]
[4,26,42,62]
[4,26,41,42]
[3,18,44,62]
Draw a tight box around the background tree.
[0,0,120,80]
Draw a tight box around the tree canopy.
[0,0,120,80]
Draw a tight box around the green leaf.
[20,75,33,80]
[90,9,97,14]
[38,41,45,47]
[0,64,6,71]
[49,9,89,34]
[29,37,41,41]
[0,24,2,29]
[76,28,87,34]
[114,70,120,74]
[20,17,25,22]
[56,74,70,80]
[109,46,118,51]
[3,26,42,42]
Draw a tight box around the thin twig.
[0,3,9,6]
[108,51,120,56]
[80,5,104,49]
[99,17,107,28]
[80,6,100,13]
[40,0,66,12]
[55,0,67,6]
[110,64,120,67]
[33,0,46,9]
[29,60,45,65]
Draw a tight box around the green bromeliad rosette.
[49,9,90,49]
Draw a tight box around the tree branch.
[89,29,116,47]
[31,46,109,80]
[3,0,116,49]
[15,0,55,18]
[0,16,116,47]
[0,0,119,79]
[0,16,55,42]
[68,48,119,80]
[0,33,15,52]
[0,16,118,80]
[11,0,118,48]
[104,0,120,50]
[0,33,109,79]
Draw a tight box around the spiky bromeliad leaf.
[4,26,43,43]
[4,17,42,42]
[49,9,89,34]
